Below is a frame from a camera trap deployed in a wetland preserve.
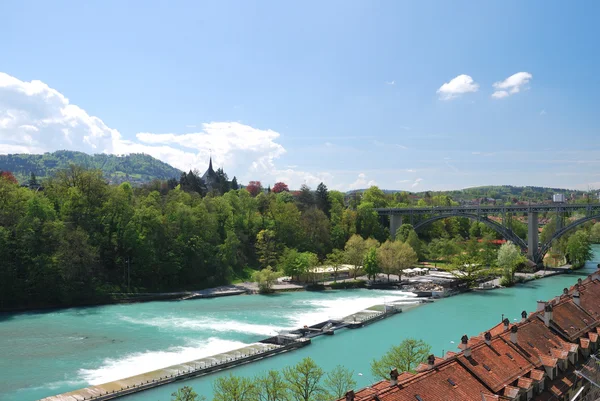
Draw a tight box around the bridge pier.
[390,215,403,239]
[528,212,539,262]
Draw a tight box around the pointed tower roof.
[208,156,214,173]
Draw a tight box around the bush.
[329,280,367,289]
[306,284,326,291]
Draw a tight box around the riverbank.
[2,247,599,401]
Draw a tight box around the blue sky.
[1,1,599,191]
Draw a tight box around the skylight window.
[447,378,457,387]
[483,364,492,371]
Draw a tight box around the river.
[1,246,599,401]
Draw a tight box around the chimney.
[521,310,527,323]
[573,289,581,306]
[484,331,492,346]
[537,300,546,312]
[544,304,553,327]
[390,368,399,386]
[460,335,472,357]
[510,325,518,345]
[427,354,436,370]
[503,318,510,331]
[345,390,355,401]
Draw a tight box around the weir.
[40,302,407,401]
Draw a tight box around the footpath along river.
[1,245,599,401]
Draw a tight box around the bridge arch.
[538,214,600,262]
[412,212,528,250]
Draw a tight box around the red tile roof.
[371,359,503,401]
[517,376,533,390]
[529,369,545,381]
[456,338,534,393]
[498,318,570,369]
[548,299,597,341]
[503,385,520,398]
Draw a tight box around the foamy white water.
[119,315,283,336]
[288,291,419,327]
[78,338,248,385]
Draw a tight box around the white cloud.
[412,178,423,188]
[406,169,416,173]
[385,80,395,86]
[437,74,479,100]
[491,91,509,99]
[492,72,532,98]
[540,109,547,115]
[349,173,377,190]
[0,72,328,189]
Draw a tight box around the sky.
[1,1,599,192]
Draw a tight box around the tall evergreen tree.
[230,176,239,190]
[315,182,331,217]
[296,184,314,211]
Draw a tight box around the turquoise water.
[1,246,598,401]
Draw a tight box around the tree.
[315,182,331,217]
[567,230,592,269]
[254,370,290,401]
[406,230,424,260]
[0,171,18,184]
[497,241,525,286]
[28,172,39,188]
[324,365,356,400]
[213,374,256,401]
[252,266,282,293]
[370,338,431,379]
[231,176,239,190]
[179,170,207,195]
[590,223,600,244]
[283,357,326,401]
[296,184,314,211]
[272,182,289,193]
[344,234,368,279]
[256,229,280,268]
[363,247,380,281]
[377,240,418,282]
[361,186,388,208]
[214,168,231,195]
[444,253,488,287]
[171,386,205,401]
[325,248,346,282]
[395,224,415,242]
[246,181,263,197]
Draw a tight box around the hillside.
[0,151,182,185]
[346,185,589,204]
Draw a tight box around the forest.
[0,165,597,310]
[0,150,181,185]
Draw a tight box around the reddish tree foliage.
[246,181,263,197]
[272,182,289,193]
[0,171,18,184]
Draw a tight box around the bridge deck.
[375,204,600,215]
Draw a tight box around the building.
[339,270,600,401]
[201,157,219,191]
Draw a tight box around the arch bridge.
[375,204,600,264]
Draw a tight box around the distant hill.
[0,151,182,185]
[346,185,591,203]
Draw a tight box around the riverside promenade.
[40,302,408,401]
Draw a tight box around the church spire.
[208,156,213,172]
